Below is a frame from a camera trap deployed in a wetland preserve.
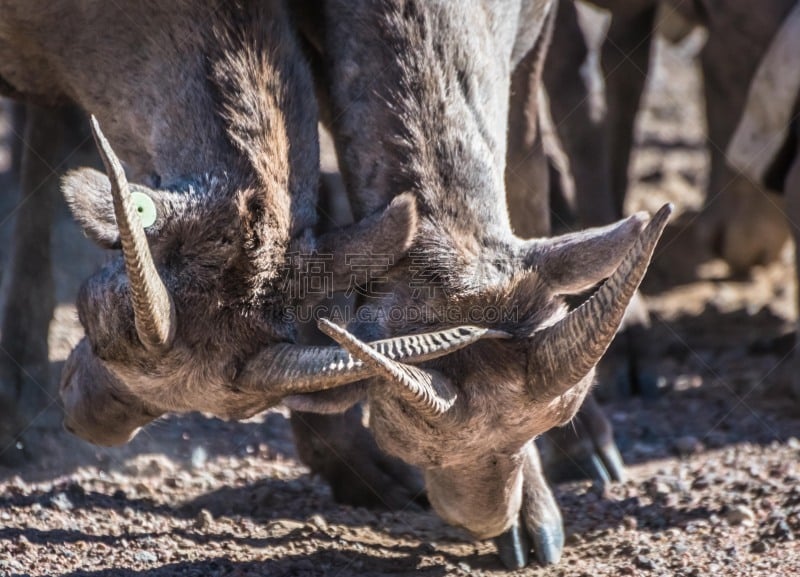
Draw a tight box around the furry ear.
[62,168,163,249]
[62,168,120,248]
[315,192,419,291]
[522,212,648,294]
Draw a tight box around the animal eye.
[131,191,157,228]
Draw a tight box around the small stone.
[269,519,306,534]
[191,446,207,469]
[671,541,688,555]
[787,437,800,450]
[194,509,213,530]
[16,535,31,552]
[308,514,328,531]
[134,550,158,564]
[674,435,702,456]
[773,519,794,541]
[751,540,769,554]
[726,505,756,526]
[635,555,655,570]
[50,492,73,511]
[623,516,638,530]
[647,481,672,499]
[458,562,471,572]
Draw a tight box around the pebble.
[194,509,213,531]
[726,505,756,526]
[674,435,702,456]
[134,550,158,564]
[269,519,306,534]
[191,447,208,469]
[308,514,328,531]
[16,535,31,552]
[623,516,638,530]
[635,555,655,570]
[50,492,73,511]
[647,480,672,499]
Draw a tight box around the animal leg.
[505,20,552,238]
[601,3,656,219]
[0,104,61,466]
[494,441,564,569]
[784,145,800,399]
[537,394,625,485]
[290,406,427,510]
[544,0,615,227]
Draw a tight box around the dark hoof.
[596,441,626,484]
[494,510,564,569]
[494,521,531,570]
[528,513,564,566]
[545,452,610,486]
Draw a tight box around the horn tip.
[655,203,674,220]
[648,203,674,234]
[317,317,343,340]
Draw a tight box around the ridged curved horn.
[317,319,458,417]
[239,323,508,397]
[526,204,672,401]
[90,116,175,351]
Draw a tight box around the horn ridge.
[90,116,175,351]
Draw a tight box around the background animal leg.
[290,406,427,510]
[0,104,61,466]
[537,394,625,485]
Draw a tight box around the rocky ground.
[2,22,800,577]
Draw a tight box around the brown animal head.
[55,1,458,446]
[318,205,670,537]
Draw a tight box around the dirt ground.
[2,27,800,577]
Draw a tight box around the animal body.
[295,0,671,568]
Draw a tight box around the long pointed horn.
[90,116,175,351]
[526,204,672,401]
[317,319,458,418]
[237,323,507,400]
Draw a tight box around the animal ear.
[316,192,419,291]
[522,212,649,294]
[62,168,120,248]
[63,168,163,249]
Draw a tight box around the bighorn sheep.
[0,1,502,450]
[295,0,671,568]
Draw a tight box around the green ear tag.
[131,191,157,228]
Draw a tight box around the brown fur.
[0,0,418,446]
[310,0,652,553]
